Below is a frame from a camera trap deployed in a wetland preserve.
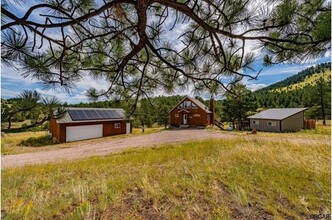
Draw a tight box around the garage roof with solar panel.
[68,109,123,121]
[56,108,128,123]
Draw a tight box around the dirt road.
[1,129,329,169]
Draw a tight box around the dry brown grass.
[1,127,165,155]
[2,134,330,219]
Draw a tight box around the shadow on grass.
[20,136,59,147]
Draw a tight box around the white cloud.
[258,65,311,76]
[1,65,38,83]
[247,83,268,91]
[1,65,111,103]
[1,88,20,98]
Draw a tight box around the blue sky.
[1,1,331,103]
[2,55,330,103]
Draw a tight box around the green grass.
[2,136,330,219]
[20,136,59,147]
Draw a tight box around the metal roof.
[56,107,127,124]
[169,96,212,113]
[248,108,307,120]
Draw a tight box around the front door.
[183,114,188,125]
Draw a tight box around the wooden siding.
[170,97,210,127]
[51,120,127,143]
[49,118,60,140]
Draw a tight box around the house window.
[175,114,179,118]
[193,114,200,117]
[252,120,259,125]
[184,101,191,109]
[192,103,198,109]
[177,103,183,109]
[114,123,121,128]
[267,121,276,126]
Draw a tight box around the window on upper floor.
[192,103,198,109]
[183,101,191,109]
[177,103,183,109]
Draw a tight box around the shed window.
[252,120,259,125]
[267,121,276,126]
[184,101,191,109]
[114,123,121,128]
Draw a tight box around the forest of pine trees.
[2,63,330,130]
[254,62,331,120]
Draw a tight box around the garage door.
[66,124,103,142]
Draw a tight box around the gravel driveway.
[2,129,329,169]
[2,129,230,169]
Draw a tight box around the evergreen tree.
[2,0,330,111]
[221,84,256,130]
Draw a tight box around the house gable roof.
[248,108,307,120]
[57,107,127,124]
[169,96,212,113]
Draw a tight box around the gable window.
[177,103,183,109]
[184,101,191,109]
[267,121,276,126]
[114,123,121,128]
[252,120,259,125]
[192,103,198,109]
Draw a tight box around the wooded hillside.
[254,62,331,120]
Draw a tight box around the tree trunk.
[7,115,12,130]
[238,119,242,131]
[318,81,326,125]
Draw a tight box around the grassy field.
[1,127,164,155]
[2,132,330,219]
[275,70,331,92]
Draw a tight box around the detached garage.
[248,108,307,132]
[50,108,132,143]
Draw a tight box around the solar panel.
[92,110,102,119]
[101,110,111,118]
[69,110,81,121]
[84,110,95,119]
[69,109,124,121]
[78,111,88,120]
[98,110,108,118]
[109,110,122,118]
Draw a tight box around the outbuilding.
[169,96,214,127]
[248,108,307,132]
[50,108,132,143]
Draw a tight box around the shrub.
[20,136,58,147]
